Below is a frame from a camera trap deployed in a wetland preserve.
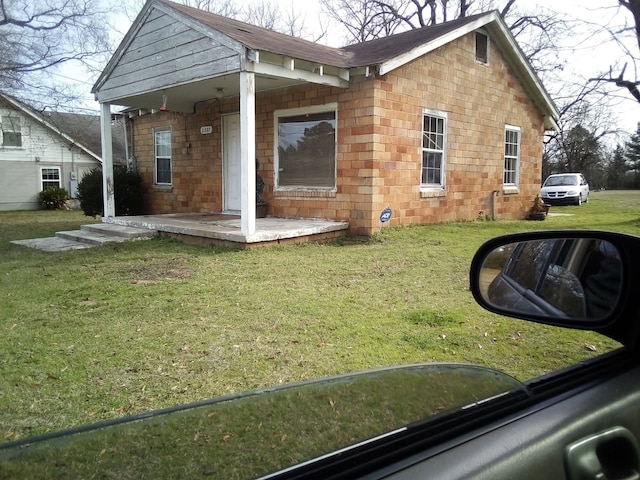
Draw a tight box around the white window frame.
[1,114,22,148]
[475,30,489,64]
[41,167,61,190]
[274,103,337,191]
[504,125,521,186]
[421,109,447,190]
[154,128,172,185]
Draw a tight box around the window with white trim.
[422,111,447,188]
[475,31,489,64]
[154,129,172,185]
[504,126,521,185]
[275,105,336,189]
[2,115,22,147]
[41,167,61,190]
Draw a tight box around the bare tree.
[0,0,113,108]
[320,0,569,78]
[587,1,640,103]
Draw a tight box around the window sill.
[420,188,446,199]
[153,184,173,192]
[274,189,336,199]
[502,186,520,195]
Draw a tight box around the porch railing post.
[240,70,256,236]
[100,102,115,219]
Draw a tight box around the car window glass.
[0,364,525,480]
[506,240,555,291]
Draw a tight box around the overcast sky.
[62,0,640,135]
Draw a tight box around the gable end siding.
[98,9,242,102]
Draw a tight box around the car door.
[1,231,638,480]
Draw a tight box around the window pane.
[504,129,519,185]
[2,116,22,147]
[422,114,445,186]
[41,168,61,189]
[155,130,171,184]
[278,111,336,188]
[422,152,442,185]
[157,158,171,184]
[155,131,171,157]
[476,32,488,63]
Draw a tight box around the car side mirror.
[470,232,630,331]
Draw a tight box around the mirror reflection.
[479,238,622,321]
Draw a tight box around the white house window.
[154,129,172,185]
[275,105,337,189]
[504,126,521,185]
[422,110,447,188]
[2,115,22,147]
[41,167,61,190]
[475,31,489,64]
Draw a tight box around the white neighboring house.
[0,92,126,211]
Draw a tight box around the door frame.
[222,112,241,213]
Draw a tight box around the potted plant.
[526,195,550,221]
[256,159,268,218]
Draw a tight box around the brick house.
[92,0,558,238]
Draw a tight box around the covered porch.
[105,213,349,248]
[91,0,353,245]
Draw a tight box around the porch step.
[81,223,157,240]
[56,224,157,246]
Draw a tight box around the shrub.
[77,167,145,217]
[39,186,70,210]
[76,168,103,217]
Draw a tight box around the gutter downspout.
[491,190,499,221]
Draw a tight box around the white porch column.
[240,71,256,236]
[99,102,115,219]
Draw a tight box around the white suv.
[540,173,589,206]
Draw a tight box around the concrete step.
[56,229,132,246]
[56,223,157,246]
[12,223,157,252]
[81,223,157,240]
[11,237,95,252]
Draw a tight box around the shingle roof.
[0,92,126,162]
[340,12,490,66]
[161,0,490,69]
[161,0,352,67]
[43,112,127,162]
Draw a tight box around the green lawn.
[1,190,639,442]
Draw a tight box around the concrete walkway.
[11,223,157,252]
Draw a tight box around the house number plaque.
[200,126,213,134]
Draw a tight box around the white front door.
[223,113,241,212]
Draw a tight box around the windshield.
[544,175,579,186]
[0,364,524,479]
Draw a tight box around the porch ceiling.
[112,72,307,114]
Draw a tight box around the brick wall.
[131,29,546,236]
[367,32,545,233]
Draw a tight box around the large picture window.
[504,126,521,185]
[41,167,61,190]
[2,115,22,147]
[154,129,172,185]
[276,106,336,189]
[422,111,447,188]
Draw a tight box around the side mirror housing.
[469,231,640,346]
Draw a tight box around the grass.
[1,190,639,446]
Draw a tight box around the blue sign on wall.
[380,207,392,223]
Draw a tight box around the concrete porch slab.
[105,213,349,247]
